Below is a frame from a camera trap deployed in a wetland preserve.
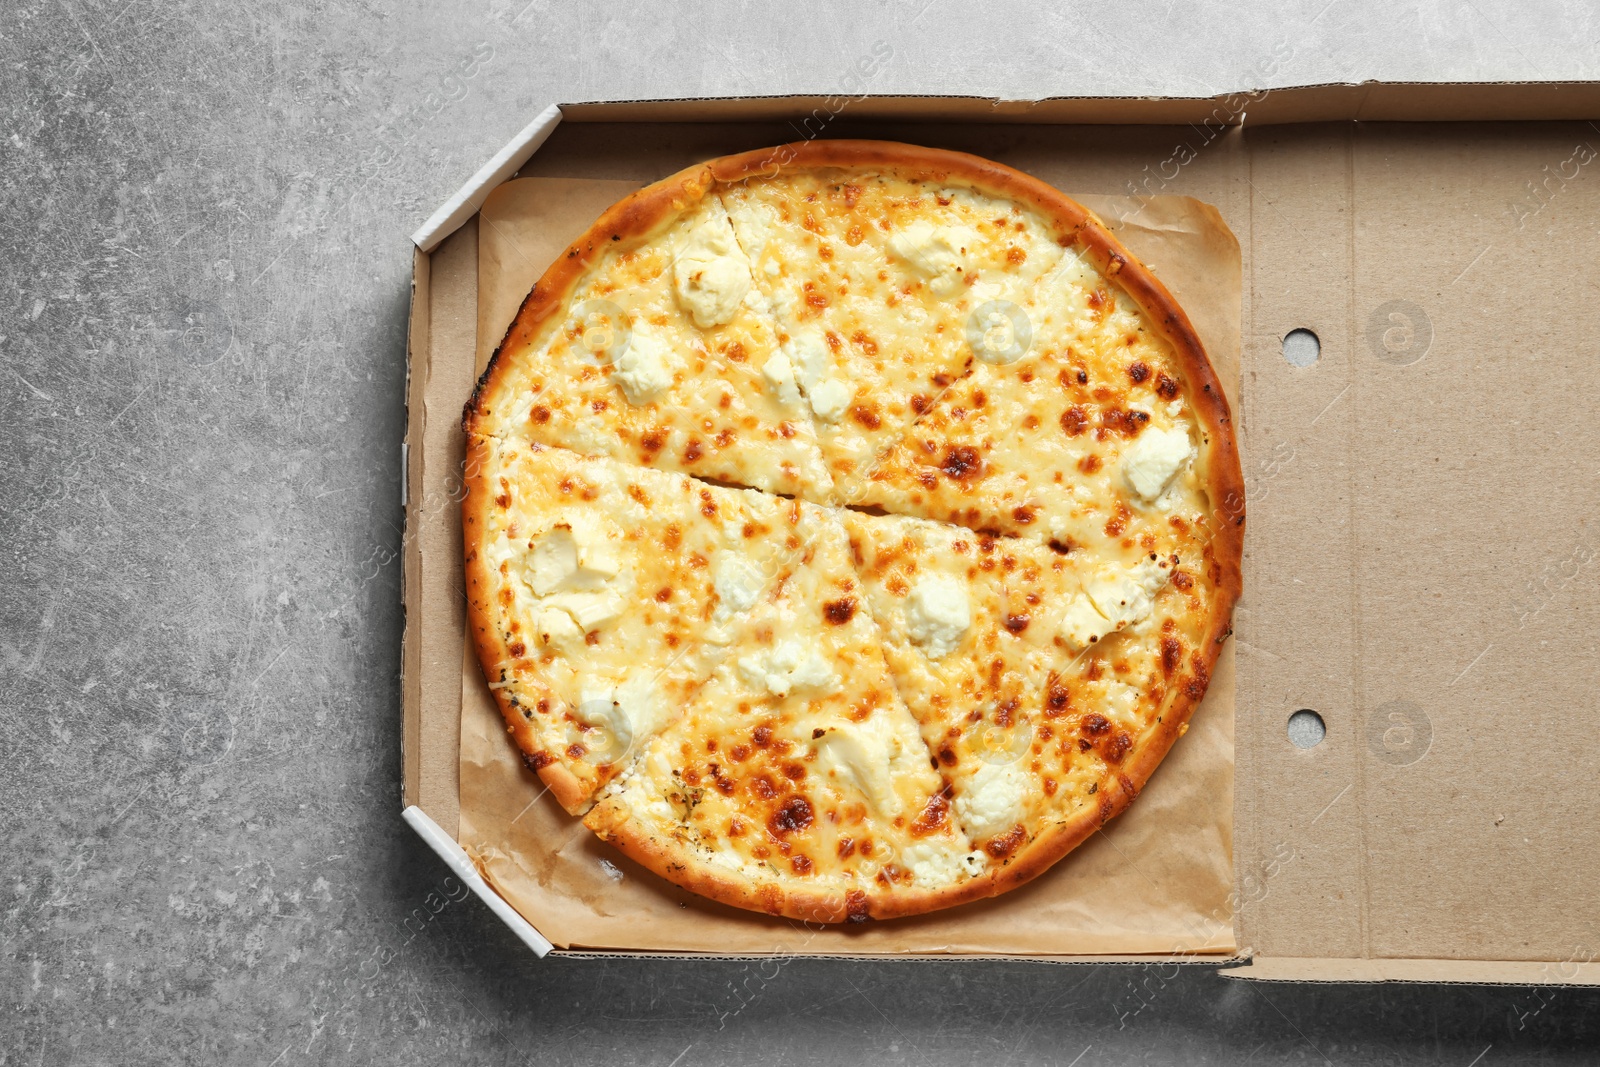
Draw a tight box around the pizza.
[462,140,1243,923]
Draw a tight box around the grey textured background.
[4,1,1600,1063]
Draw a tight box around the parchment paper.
[458,177,1242,954]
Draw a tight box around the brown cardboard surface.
[1230,957,1600,986]
[558,84,1600,126]
[402,97,1600,976]
[402,249,427,808]
[406,221,480,836]
[558,96,1251,126]
[1234,121,1600,967]
[446,175,1241,954]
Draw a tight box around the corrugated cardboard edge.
[556,83,1600,125]
[411,104,563,253]
[548,951,1242,964]
[400,88,1600,979]
[401,248,427,808]
[1229,957,1600,987]
[403,806,554,957]
[407,86,1600,253]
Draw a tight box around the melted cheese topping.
[859,233,1214,571]
[842,509,1185,854]
[471,194,833,499]
[470,158,1231,906]
[472,437,801,797]
[723,173,1065,493]
[587,505,977,892]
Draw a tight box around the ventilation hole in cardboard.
[1282,328,1320,367]
[1287,709,1325,749]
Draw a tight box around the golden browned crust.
[583,794,1013,924]
[460,434,594,816]
[460,140,1245,920]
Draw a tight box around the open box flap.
[411,104,563,253]
[1233,120,1600,968]
[404,806,553,957]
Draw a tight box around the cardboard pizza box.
[401,86,1600,983]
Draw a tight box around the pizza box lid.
[402,87,1600,984]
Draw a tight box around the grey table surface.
[5,1,1600,1063]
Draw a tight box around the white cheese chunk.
[611,326,675,405]
[888,221,979,297]
[781,328,852,422]
[672,211,752,328]
[1084,558,1168,631]
[1058,559,1168,651]
[573,685,631,763]
[1121,425,1195,504]
[736,639,839,698]
[525,527,580,596]
[535,606,584,652]
[954,761,1027,840]
[721,194,778,266]
[760,352,802,407]
[813,719,898,816]
[577,685,626,732]
[899,841,989,887]
[969,302,1029,365]
[524,523,620,596]
[1058,593,1115,652]
[785,327,829,388]
[807,378,852,422]
[574,675,664,761]
[904,576,971,659]
[543,590,624,630]
[712,553,766,616]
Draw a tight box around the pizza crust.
[461,140,1244,921]
[584,796,1007,923]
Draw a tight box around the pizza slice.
[467,176,834,500]
[859,236,1237,562]
[720,160,1065,499]
[842,508,1216,885]
[584,503,985,921]
[463,435,805,813]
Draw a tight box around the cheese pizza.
[463,140,1243,923]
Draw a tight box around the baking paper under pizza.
[462,140,1244,923]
